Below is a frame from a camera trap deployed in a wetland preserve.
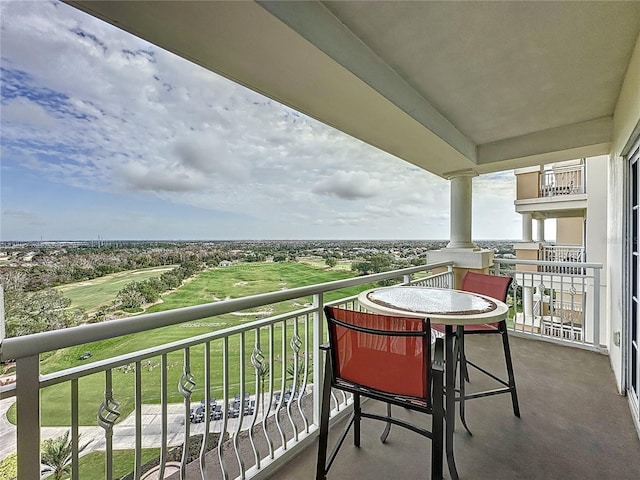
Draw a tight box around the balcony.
[540,164,586,198]
[514,163,587,218]
[0,258,628,480]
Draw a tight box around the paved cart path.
[0,398,258,463]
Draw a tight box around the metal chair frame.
[316,306,445,480]
[455,272,520,434]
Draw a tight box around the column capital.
[442,168,478,180]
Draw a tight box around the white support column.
[537,218,546,242]
[522,213,533,242]
[446,172,478,249]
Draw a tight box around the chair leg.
[456,331,472,435]
[316,351,333,480]
[380,402,392,443]
[499,321,520,418]
[353,393,361,447]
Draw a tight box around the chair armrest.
[320,343,330,351]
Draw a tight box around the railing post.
[16,354,41,480]
[593,267,601,350]
[312,293,324,427]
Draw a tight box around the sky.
[0,0,523,242]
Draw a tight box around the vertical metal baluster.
[287,317,300,442]
[200,342,211,479]
[157,354,168,480]
[71,378,79,479]
[296,313,310,433]
[274,320,287,449]
[233,332,246,478]
[262,324,275,459]
[134,361,142,479]
[249,328,264,469]
[98,369,120,480]
[178,348,196,480]
[550,274,557,338]
[217,337,230,480]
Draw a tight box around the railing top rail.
[0,261,453,360]
[494,258,602,269]
[546,164,585,174]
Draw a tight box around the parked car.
[190,405,205,423]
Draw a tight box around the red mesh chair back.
[317,306,444,479]
[325,306,432,403]
[461,272,512,329]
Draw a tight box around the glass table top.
[365,286,496,315]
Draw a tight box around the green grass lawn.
[55,266,177,312]
[11,262,373,427]
[75,448,160,480]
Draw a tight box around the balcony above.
[272,335,640,480]
[515,163,587,219]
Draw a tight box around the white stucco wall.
[609,33,640,393]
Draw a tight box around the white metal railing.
[540,163,585,197]
[0,262,454,480]
[493,258,603,352]
[540,245,586,274]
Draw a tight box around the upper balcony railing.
[0,255,603,480]
[539,164,585,197]
[540,245,586,274]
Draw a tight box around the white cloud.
[0,0,521,240]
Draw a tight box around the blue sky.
[0,1,522,241]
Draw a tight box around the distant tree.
[41,431,89,480]
[4,288,73,337]
[273,254,287,262]
[160,271,181,290]
[325,257,338,268]
[137,279,161,304]
[116,282,144,310]
[351,261,373,275]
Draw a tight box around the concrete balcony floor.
[274,335,640,480]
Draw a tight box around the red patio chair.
[455,272,520,428]
[316,306,445,480]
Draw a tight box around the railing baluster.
[262,324,275,459]
[98,369,120,480]
[179,348,195,480]
[233,332,246,478]
[200,342,211,479]
[158,354,168,480]
[296,313,311,434]
[217,336,230,480]
[134,361,142,479]
[287,319,300,442]
[274,320,287,450]
[71,378,79,479]
[249,328,263,469]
